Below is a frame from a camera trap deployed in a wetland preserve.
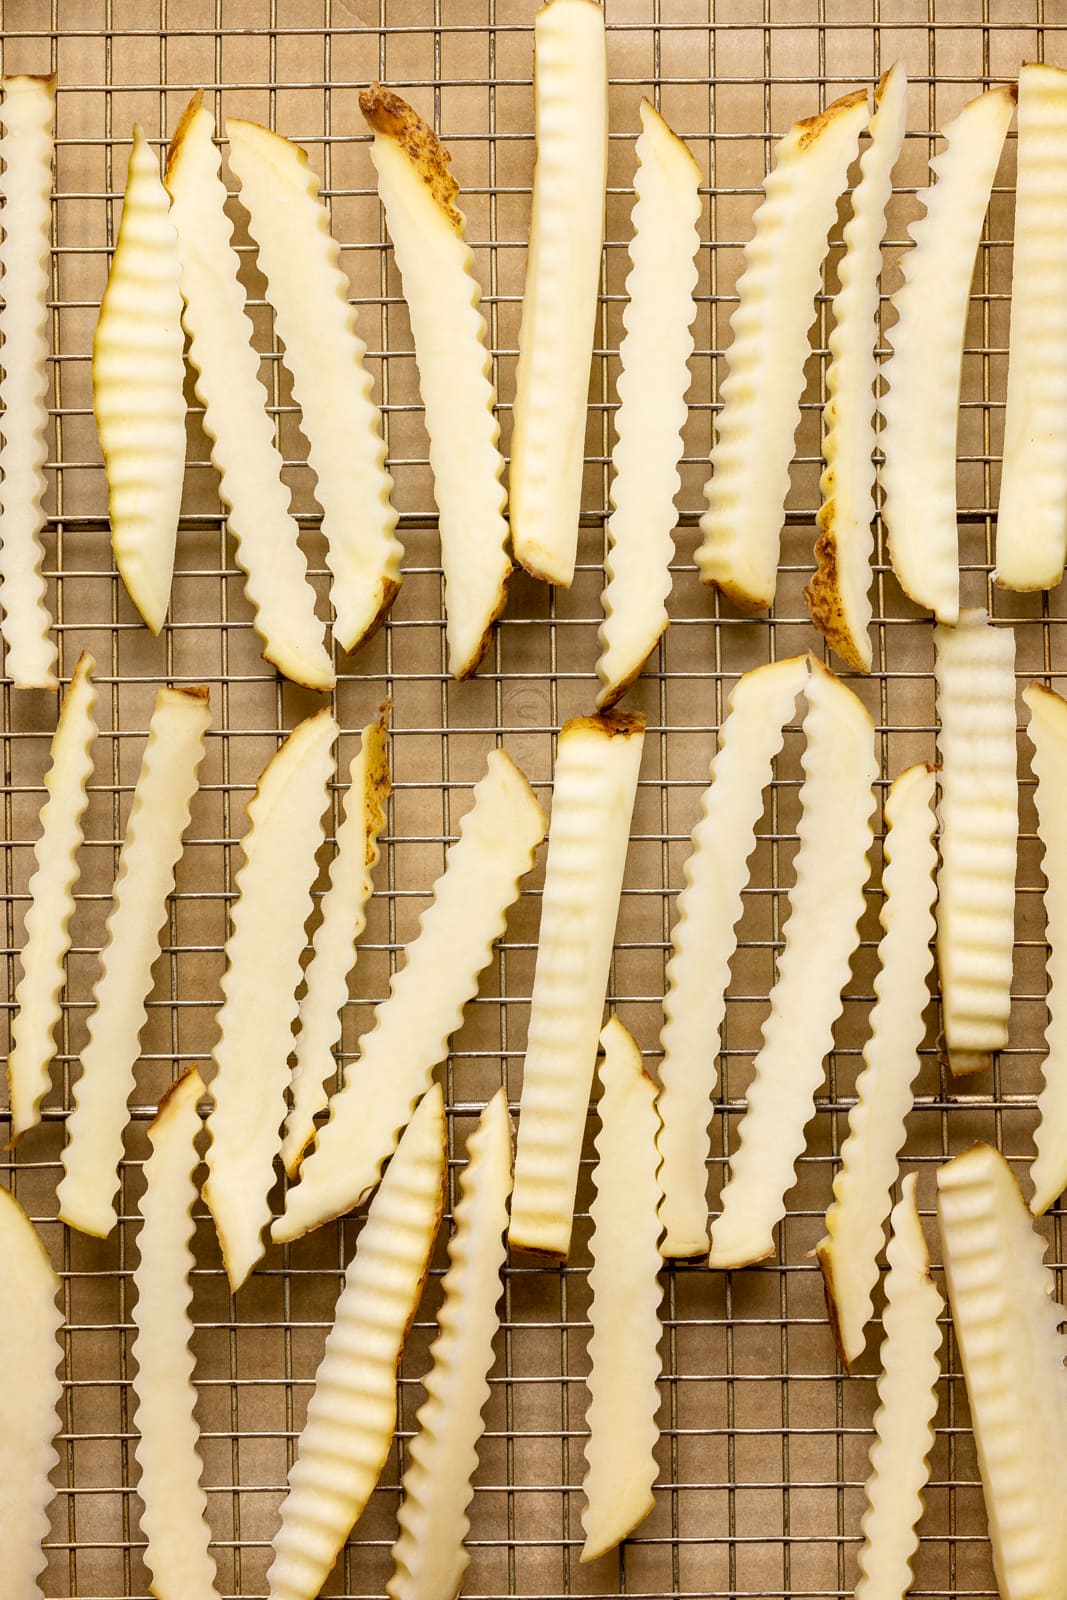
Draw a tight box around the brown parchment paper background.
[1,1,1065,1595]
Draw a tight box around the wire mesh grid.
[1,0,1066,1595]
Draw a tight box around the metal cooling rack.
[1,0,1065,1595]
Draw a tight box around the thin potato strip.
[359,88,509,678]
[656,655,810,1262]
[132,1068,218,1600]
[164,95,333,691]
[274,748,545,1244]
[267,1085,446,1600]
[881,85,1015,624]
[7,652,97,1141]
[854,1175,942,1600]
[934,609,1017,1075]
[937,1143,1067,1600]
[806,66,907,673]
[57,686,211,1238]
[388,1088,513,1600]
[225,119,402,656]
[0,1188,62,1599]
[280,715,390,1177]
[816,764,938,1369]
[93,125,186,636]
[509,713,645,1260]
[509,0,607,588]
[595,101,701,709]
[1023,682,1067,1215]
[696,89,868,613]
[581,1019,662,1563]
[0,75,58,688]
[203,709,337,1289]
[707,661,876,1269]
[995,65,1067,593]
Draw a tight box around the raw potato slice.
[203,709,337,1289]
[93,125,186,635]
[359,88,508,678]
[696,89,868,613]
[225,118,402,655]
[996,65,1067,593]
[806,66,908,673]
[267,1084,446,1600]
[7,652,97,1141]
[388,1088,513,1600]
[509,0,607,588]
[509,713,645,1259]
[937,1143,1067,1600]
[854,1174,942,1600]
[57,686,211,1238]
[273,748,545,1243]
[1023,682,1067,1215]
[595,100,701,708]
[816,764,938,1369]
[934,609,1017,1075]
[0,75,58,689]
[164,95,333,691]
[707,660,876,1269]
[280,715,390,1177]
[581,1019,662,1563]
[131,1068,218,1600]
[881,85,1015,624]
[0,1188,62,1599]
[656,655,810,1261]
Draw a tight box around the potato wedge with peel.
[226,118,402,657]
[273,747,545,1244]
[132,1069,218,1600]
[509,0,607,589]
[267,1084,446,1600]
[937,1143,1067,1600]
[57,685,211,1239]
[7,651,97,1142]
[94,125,186,636]
[388,1087,512,1600]
[1023,682,1067,1215]
[359,87,508,677]
[697,88,868,613]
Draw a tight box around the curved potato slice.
[697,89,868,613]
[509,713,645,1260]
[57,685,211,1238]
[359,88,508,678]
[7,652,98,1141]
[934,609,1017,1075]
[881,85,1015,624]
[854,1174,942,1600]
[806,66,907,673]
[1023,682,1067,1215]
[707,660,876,1270]
[132,1068,218,1600]
[816,764,938,1369]
[657,655,810,1261]
[94,125,186,635]
[937,1143,1067,1600]
[595,100,701,709]
[164,95,333,691]
[581,1019,662,1563]
[509,0,607,588]
[203,709,337,1289]
[267,1084,446,1600]
[388,1087,513,1600]
[0,1187,62,1599]
[225,118,402,656]
[0,75,58,688]
[274,747,545,1244]
[280,715,390,1177]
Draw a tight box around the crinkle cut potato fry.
[696,87,868,613]
[1023,681,1067,1216]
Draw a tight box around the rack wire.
[1,0,1063,1595]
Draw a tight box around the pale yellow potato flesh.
[1023,681,1067,1215]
